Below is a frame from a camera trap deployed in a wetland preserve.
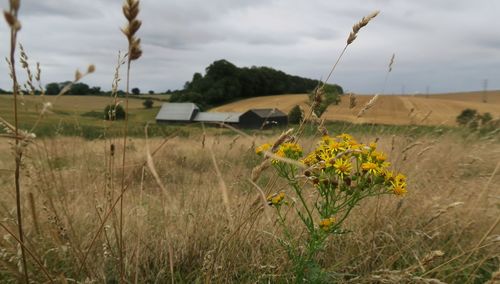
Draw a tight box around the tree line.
[0,83,157,96]
[169,59,343,109]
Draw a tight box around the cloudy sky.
[0,0,499,94]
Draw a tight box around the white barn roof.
[193,112,241,123]
[155,103,199,121]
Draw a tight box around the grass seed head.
[347,10,379,45]
[122,0,142,60]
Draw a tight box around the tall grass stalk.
[119,0,143,281]
[297,10,380,137]
[4,1,29,282]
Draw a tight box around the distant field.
[212,91,500,126]
[0,95,161,137]
[130,94,171,101]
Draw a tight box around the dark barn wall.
[239,111,288,129]
[267,115,288,128]
[239,111,263,128]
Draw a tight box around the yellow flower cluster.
[267,192,286,206]
[255,142,303,162]
[255,143,271,155]
[276,142,302,159]
[300,133,407,196]
[319,217,336,231]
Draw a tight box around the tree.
[132,87,140,95]
[148,90,155,95]
[174,59,338,108]
[70,83,90,95]
[288,105,303,124]
[104,104,126,120]
[89,86,101,95]
[143,98,154,109]
[46,82,60,95]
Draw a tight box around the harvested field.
[212,91,500,126]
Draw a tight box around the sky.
[0,0,499,94]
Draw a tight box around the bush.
[457,109,497,130]
[308,85,342,118]
[104,104,126,120]
[288,105,303,124]
[143,98,154,109]
[456,108,478,126]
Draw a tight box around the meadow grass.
[0,131,498,282]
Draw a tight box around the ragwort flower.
[267,192,286,206]
[319,217,336,231]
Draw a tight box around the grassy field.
[0,92,499,283]
[0,95,169,138]
[0,128,499,282]
[212,91,500,126]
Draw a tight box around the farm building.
[155,103,288,128]
[238,108,288,128]
[155,102,199,122]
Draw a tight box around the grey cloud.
[20,0,104,19]
[0,0,499,93]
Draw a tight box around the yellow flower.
[347,140,360,149]
[321,135,332,144]
[280,142,303,158]
[369,142,377,150]
[371,151,386,162]
[318,149,333,164]
[328,141,345,154]
[382,169,394,182]
[379,161,391,170]
[301,152,318,166]
[319,217,336,231]
[255,143,271,155]
[270,143,302,164]
[267,192,286,206]
[333,158,352,178]
[391,180,407,196]
[361,162,379,175]
[395,173,406,183]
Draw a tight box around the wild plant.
[255,131,407,281]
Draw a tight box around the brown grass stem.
[6,2,29,282]
[118,56,131,284]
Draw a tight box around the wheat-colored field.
[212,92,500,126]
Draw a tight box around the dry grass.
[0,131,498,282]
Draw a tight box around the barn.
[155,103,288,128]
[155,102,199,123]
[239,108,288,129]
